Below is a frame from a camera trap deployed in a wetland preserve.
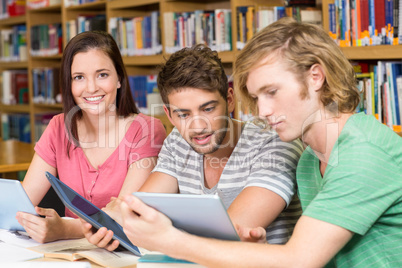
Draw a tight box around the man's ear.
[309,64,325,92]
[163,105,175,126]
[227,87,235,114]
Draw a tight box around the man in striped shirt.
[118,18,401,267]
[84,43,303,248]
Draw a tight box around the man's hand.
[236,224,267,243]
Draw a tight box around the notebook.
[0,178,37,231]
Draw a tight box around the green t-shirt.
[297,113,402,267]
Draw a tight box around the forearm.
[164,230,291,268]
[61,218,85,240]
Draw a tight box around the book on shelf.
[1,113,31,143]
[1,70,28,105]
[27,238,141,268]
[32,67,61,104]
[354,60,402,132]
[30,23,62,57]
[109,11,162,57]
[27,0,61,9]
[128,74,163,115]
[0,25,27,62]
[35,112,58,142]
[163,9,231,54]
[328,0,402,46]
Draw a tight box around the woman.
[17,31,166,243]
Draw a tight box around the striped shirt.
[153,121,304,244]
[297,113,402,267]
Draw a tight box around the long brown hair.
[61,31,138,156]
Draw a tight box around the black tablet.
[45,172,142,256]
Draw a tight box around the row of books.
[1,70,28,105]
[30,23,62,57]
[32,67,61,104]
[237,5,322,50]
[328,0,402,47]
[64,0,96,8]
[109,12,162,57]
[163,9,232,54]
[34,112,58,141]
[354,61,402,131]
[65,14,106,42]
[0,25,27,62]
[128,74,164,115]
[1,113,30,142]
[0,0,25,20]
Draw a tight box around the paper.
[0,239,43,262]
[0,229,40,248]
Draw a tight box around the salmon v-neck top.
[35,113,166,218]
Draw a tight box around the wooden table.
[0,140,34,173]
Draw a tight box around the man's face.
[165,88,234,156]
[246,58,321,142]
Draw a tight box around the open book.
[28,238,141,268]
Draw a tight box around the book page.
[28,238,140,267]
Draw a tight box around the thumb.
[35,206,58,218]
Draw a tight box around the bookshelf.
[1,0,401,144]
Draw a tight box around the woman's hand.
[16,206,66,243]
[81,220,120,251]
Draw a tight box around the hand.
[102,197,123,225]
[120,194,178,252]
[236,224,267,243]
[16,206,64,243]
[80,219,120,251]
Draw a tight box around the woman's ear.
[309,64,325,92]
[117,81,121,89]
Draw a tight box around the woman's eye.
[73,75,83,81]
[99,73,109,78]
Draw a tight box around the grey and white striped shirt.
[153,121,304,244]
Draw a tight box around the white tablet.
[133,192,240,241]
[0,178,37,231]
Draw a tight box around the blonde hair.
[233,17,359,115]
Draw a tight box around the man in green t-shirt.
[117,17,402,267]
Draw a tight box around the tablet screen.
[46,172,141,256]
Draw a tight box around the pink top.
[35,113,166,218]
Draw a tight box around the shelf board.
[0,104,30,113]
[34,103,63,110]
[341,45,402,60]
[31,54,63,60]
[108,0,159,9]
[27,4,62,13]
[66,0,106,11]
[0,15,26,26]
[123,54,165,66]
[0,61,28,69]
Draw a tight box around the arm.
[121,194,353,268]
[19,153,83,243]
[228,186,286,230]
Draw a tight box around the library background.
[1,0,402,180]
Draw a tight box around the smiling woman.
[17,31,166,244]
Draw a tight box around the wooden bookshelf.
[2,0,402,143]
